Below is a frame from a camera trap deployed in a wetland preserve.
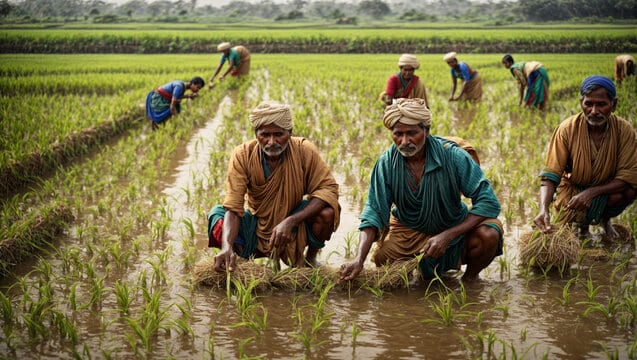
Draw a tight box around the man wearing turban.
[340,98,503,282]
[534,75,637,240]
[207,101,341,271]
[208,41,251,88]
[502,54,550,110]
[444,52,483,102]
[379,54,429,108]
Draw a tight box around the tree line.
[0,0,635,23]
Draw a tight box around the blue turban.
[580,75,616,99]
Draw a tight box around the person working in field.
[145,76,204,131]
[502,54,550,110]
[444,52,482,102]
[380,54,429,108]
[339,98,503,282]
[208,100,341,272]
[208,42,251,88]
[533,75,637,240]
[614,54,635,87]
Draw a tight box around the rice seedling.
[114,280,133,315]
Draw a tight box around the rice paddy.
[0,52,636,358]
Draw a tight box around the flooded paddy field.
[0,54,636,359]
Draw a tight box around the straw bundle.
[518,225,580,271]
[192,258,274,289]
[192,256,422,290]
[358,258,420,289]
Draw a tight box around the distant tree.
[518,0,569,21]
[356,0,390,19]
[0,0,13,16]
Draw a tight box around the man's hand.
[339,261,363,282]
[420,233,452,259]
[213,248,236,272]
[533,210,552,233]
[268,217,296,252]
[566,189,594,212]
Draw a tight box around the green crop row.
[1,26,635,53]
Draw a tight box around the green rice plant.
[557,277,577,306]
[22,296,50,339]
[231,303,268,337]
[86,274,108,309]
[231,277,261,316]
[181,217,196,240]
[342,231,358,259]
[583,273,603,302]
[578,296,622,319]
[425,291,456,326]
[114,280,133,315]
[237,337,255,359]
[350,321,361,346]
[50,309,78,344]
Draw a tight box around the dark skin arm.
[339,227,377,281]
[533,179,556,233]
[213,210,241,272]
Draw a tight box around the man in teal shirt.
[340,98,503,282]
[208,42,251,88]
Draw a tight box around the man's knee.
[608,187,637,208]
[467,225,500,254]
[310,206,336,241]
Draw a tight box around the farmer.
[380,54,429,108]
[533,75,637,239]
[339,98,503,282]
[207,100,341,272]
[145,76,204,131]
[502,54,550,110]
[614,54,635,87]
[208,42,251,88]
[443,52,483,102]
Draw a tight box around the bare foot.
[578,225,591,240]
[601,220,620,241]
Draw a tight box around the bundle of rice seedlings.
[192,257,273,289]
[358,258,420,289]
[270,266,339,290]
[518,225,580,273]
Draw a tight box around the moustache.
[399,144,417,152]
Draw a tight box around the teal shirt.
[220,48,240,68]
[359,136,500,235]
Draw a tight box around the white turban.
[397,54,420,69]
[249,101,293,131]
[443,52,457,62]
[217,42,231,51]
[383,98,431,129]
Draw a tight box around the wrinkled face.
[391,122,427,158]
[400,66,416,80]
[256,124,290,158]
[502,60,513,69]
[581,87,616,128]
